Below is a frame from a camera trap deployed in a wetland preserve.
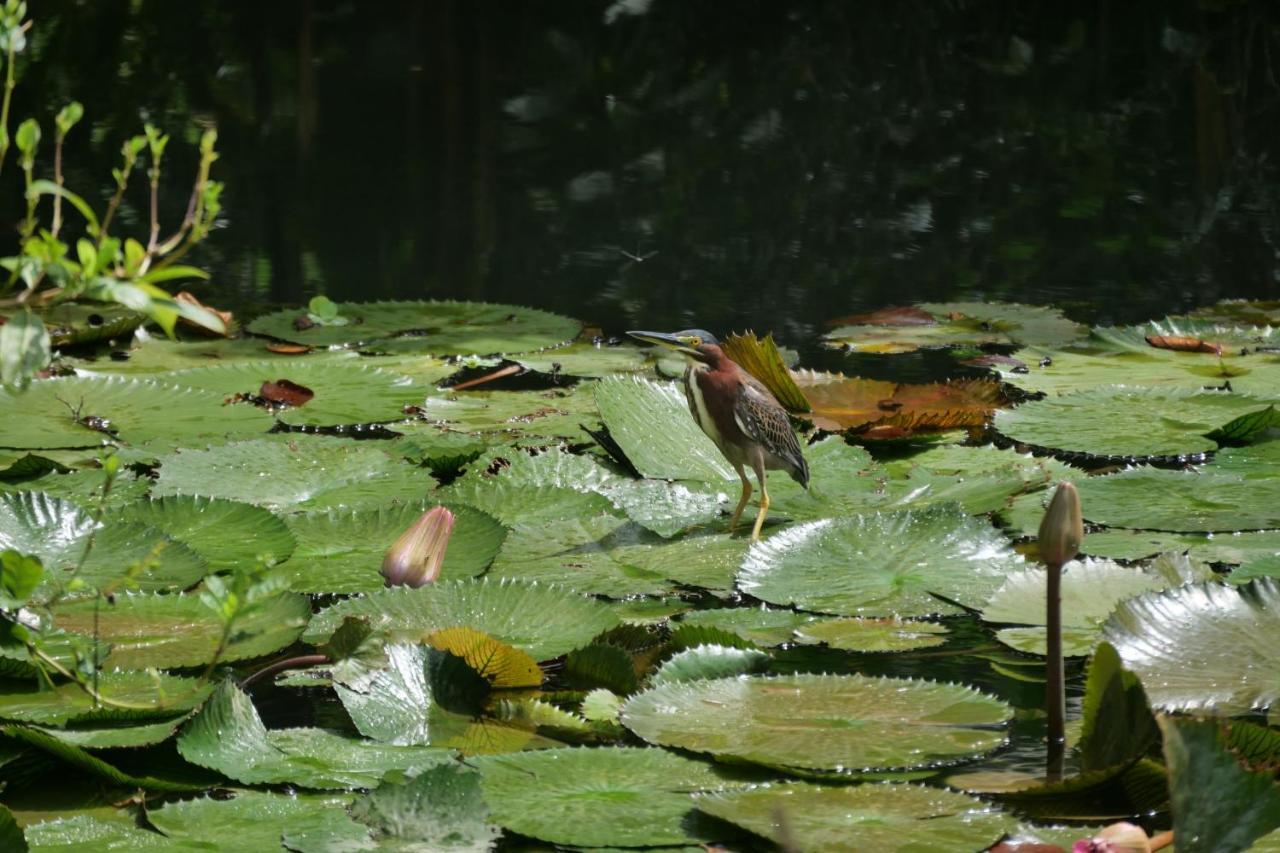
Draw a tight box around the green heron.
[627,329,809,541]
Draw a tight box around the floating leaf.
[720,331,809,412]
[793,617,949,652]
[276,502,504,593]
[304,579,619,661]
[995,386,1280,459]
[476,746,736,848]
[0,375,270,450]
[51,590,309,669]
[1076,466,1280,532]
[119,495,296,572]
[177,679,453,788]
[622,674,1011,773]
[675,607,815,646]
[0,671,211,726]
[153,438,435,512]
[737,505,1025,617]
[825,301,1084,353]
[799,377,1002,432]
[651,644,771,685]
[1076,643,1157,773]
[1104,579,1280,715]
[563,643,639,694]
[147,790,369,851]
[3,725,212,792]
[425,627,542,689]
[248,299,581,353]
[695,781,1013,853]
[348,764,500,851]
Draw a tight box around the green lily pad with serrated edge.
[992,346,1279,397]
[515,339,653,377]
[443,479,616,527]
[793,617,949,652]
[675,607,817,647]
[347,763,500,850]
[303,578,619,662]
[275,501,505,594]
[1104,579,1280,715]
[147,790,370,851]
[27,715,191,750]
[3,725,214,792]
[981,559,1168,657]
[651,644,771,685]
[153,437,435,512]
[0,375,272,450]
[1075,528,1280,563]
[695,781,1014,853]
[0,671,211,726]
[594,375,736,482]
[50,589,309,669]
[0,468,149,514]
[31,304,144,348]
[995,386,1280,459]
[247,299,581,353]
[0,491,209,595]
[176,679,454,789]
[737,505,1026,617]
[1075,466,1280,533]
[622,673,1011,773]
[408,383,600,442]
[475,745,741,848]
[120,495,296,572]
[165,361,433,426]
[22,814,175,850]
[825,301,1085,354]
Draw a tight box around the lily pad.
[165,361,433,425]
[799,377,1002,432]
[176,679,454,788]
[1104,579,1280,715]
[146,790,369,851]
[33,304,144,348]
[275,502,505,593]
[2,725,213,792]
[409,383,599,442]
[0,492,209,595]
[50,590,310,669]
[0,468,150,514]
[995,387,1280,459]
[0,671,211,726]
[1075,466,1280,532]
[153,437,435,512]
[674,607,817,647]
[475,746,736,848]
[982,559,1168,657]
[623,673,1011,773]
[0,375,271,450]
[695,781,1013,853]
[825,301,1085,354]
[247,299,581,353]
[1076,528,1280,563]
[347,763,501,851]
[793,617,949,652]
[737,505,1025,617]
[23,813,175,850]
[651,645,772,685]
[303,579,619,661]
[993,346,1279,397]
[594,375,736,482]
[119,496,295,572]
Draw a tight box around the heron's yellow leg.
[729,467,753,533]
[750,478,771,542]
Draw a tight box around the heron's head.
[626,329,722,364]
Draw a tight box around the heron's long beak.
[626,330,701,357]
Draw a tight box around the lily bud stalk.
[381,505,454,588]
[1040,480,1083,782]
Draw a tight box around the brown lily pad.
[260,379,315,407]
[1145,335,1223,355]
[826,306,937,327]
[800,377,1004,432]
[265,342,313,355]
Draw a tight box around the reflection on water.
[10,0,1280,348]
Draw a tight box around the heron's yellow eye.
[688,336,702,347]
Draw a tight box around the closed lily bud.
[1038,481,1083,566]
[382,505,454,588]
[1071,821,1152,853]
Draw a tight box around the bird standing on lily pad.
[627,329,809,540]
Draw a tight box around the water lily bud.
[1071,821,1151,853]
[1038,481,1083,566]
[381,505,454,588]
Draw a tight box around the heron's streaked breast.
[683,364,721,446]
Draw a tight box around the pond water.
[13,0,1280,345]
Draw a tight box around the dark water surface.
[11,0,1280,348]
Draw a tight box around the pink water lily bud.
[381,505,454,588]
[1071,821,1152,853]
[1038,481,1083,566]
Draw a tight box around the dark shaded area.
[7,0,1280,347]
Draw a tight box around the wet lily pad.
[50,590,310,669]
[799,377,1002,432]
[147,790,368,851]
[826,301,1085,354]
[0,375,271,450]
[119,495,296,572]
[594,375,736,482]
[1104,579,1280,715]
[409,383,599,442]
[737,505,1025,617]
[303,578,619,661]
[275,502,505,593]
[695,781,1013,853]
[0,468,150,514]
[248,299,581,353]
[995,386,1280,459]
[675,607,817,647]
[993,346,1278,397]
[23,813,175,849]
[176,679,454,789]
[153,438,435,512]
[793,617,949,652]
[651,645,772,685]
[1075,466,1280,533]
[475,746,737,848]
[623,673,1010,773]
[982,559,1168,657]
[346,763,501,851]
[31,304,144,348]
[0,671,211,726]
[0,492,209,594]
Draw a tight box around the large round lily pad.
[1104,579,1280,715]
[994,387,1279,459]
[0,375,271,450]
[622,673,1011,773]
[475,746,736,848]
[0,671,211,726]
[153,438,435,512]
[275,502,505,593]
[737,505,1025,617]
[247,299,581,354]
[303,578,619,661]
[120,495,296,572]
[1076,466,1280,533]
[696,781,1014,853]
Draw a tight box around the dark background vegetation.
[9,0,1280,340]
